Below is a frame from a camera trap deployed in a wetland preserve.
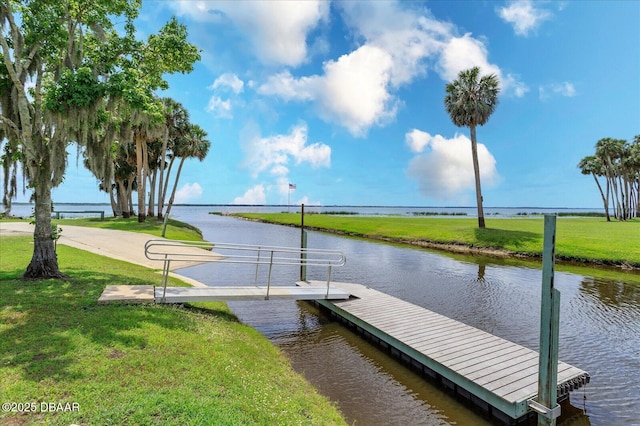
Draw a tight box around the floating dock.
[300,280,590,424]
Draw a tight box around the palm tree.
[157,98,190,219]
[444,67,500,228]
[623,136,640,218]
[578,155,610,221]
[162,124,211,236]
[595,138,625,219]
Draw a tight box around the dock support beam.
[535,214,561,425]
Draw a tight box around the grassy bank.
[1,215,204,241]
[0,235,345,425]
[55,216,204,241]
[234,214,640,269]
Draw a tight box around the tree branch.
[0,115,19,136]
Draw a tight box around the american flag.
[289,183,296,190]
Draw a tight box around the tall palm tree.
[444,67,500,228]
[162,124,211,236]
[622,136,640,218]
[595,138,625,219]
[578,155,610,221]
[157,98,190,219]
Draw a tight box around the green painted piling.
[537,214,561,425]
[301,204,307,281]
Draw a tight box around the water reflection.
[226,299,491,425]
[173,212,638,425]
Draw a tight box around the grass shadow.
[474,227,540,250]
[0,269,237,384]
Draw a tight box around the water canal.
[169,208,640,425]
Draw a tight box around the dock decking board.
[299,280,589,421]
[154,285,350,303]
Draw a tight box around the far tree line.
[2,96,209,221]
[578,136,640,221]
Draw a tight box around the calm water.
[167,207,640,426]
[12,204,638,424]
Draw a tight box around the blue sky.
[10,0,640,207]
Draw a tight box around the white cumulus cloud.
[319,45,398,136]
[539,82,577,100]
[437,33,529,98]
[338,1,451,87]
[497,0,553,37]
[406,130,500,200]
[174,182,203,204]
[232,184,266,205]
[207,73,245,119]
[211,73,244,94]
[206,96,232,119]
[170,1,328,67]
[259,45,398,137]
[242,124,331,178]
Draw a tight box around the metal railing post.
[162,255,171,303]
[266,251,274,300]
[300,204,306,281]
[255,246,261,286]
[325,265,332,298]
[301,231,307,281]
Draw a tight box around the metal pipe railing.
[144,240,346,301]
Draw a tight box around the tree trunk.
[127,179,135,217]
[115,179,126,217]
[624,175,632,220]
[109,184,119,217]
[2,156,17,216]
[636,180,640,217]
[160,156,176,219]
[592,174,610,221]
[605,179,612,220]
[469,125,485,228]
[24,174,64,279]
[157,130,168,219]
[147,167,156,217]
[10,61,63,278]
[135,133,146,222]
[163,157,185,233]
[2,191,12,216]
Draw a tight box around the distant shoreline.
[9,202,604,210]
[232,213,640,272]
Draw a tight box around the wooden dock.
[155,285,350,303]
[300,280,590,423]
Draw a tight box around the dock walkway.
[154,285,350,302]
[301,280,589,423]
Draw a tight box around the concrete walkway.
[0,222,207,290]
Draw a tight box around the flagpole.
[287,183,296,213]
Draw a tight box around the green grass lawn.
[0,236,345,425]
[55,216,204,241]
[1,215,204,241]
[235,214,640,267]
